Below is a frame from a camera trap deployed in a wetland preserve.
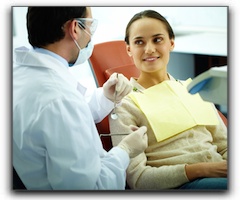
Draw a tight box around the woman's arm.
[207,106,228,159]
[185,161,228,181]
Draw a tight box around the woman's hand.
[185,161,227,181]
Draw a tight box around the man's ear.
[69,20,81,40]
[126,45,132,57]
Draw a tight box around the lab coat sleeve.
[30,96,129,190]
[86,87,114,123]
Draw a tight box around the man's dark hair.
[27,7,87,48]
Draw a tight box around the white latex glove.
[103,73,133,102]
[118,125,148,158]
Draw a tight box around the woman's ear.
[126,45,132,57]
[170,39,175,52]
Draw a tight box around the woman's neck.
[137,71,170,89]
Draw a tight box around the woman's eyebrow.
[133,36,143,40]
[152,33,165,37]
[133,33,165,40]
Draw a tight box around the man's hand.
[103,73,133,102]
[118,125,148,158]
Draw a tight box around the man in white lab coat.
[13,6,148,190]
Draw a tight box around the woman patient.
[109,10,227,190]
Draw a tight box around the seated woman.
[109,10,227,190]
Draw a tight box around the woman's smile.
[143,56,160,62]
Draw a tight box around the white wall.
[91,6,227,44]
[13,6,228,48]
[12,7,29,48]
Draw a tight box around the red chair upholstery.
[104,64,140,80]
[89,40,134,87]
[217,110,228,127]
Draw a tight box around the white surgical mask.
[69,39,94,67]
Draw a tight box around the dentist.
[13,7,148,190]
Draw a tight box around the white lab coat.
[13,47,129,190]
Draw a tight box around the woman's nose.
[145,42,156,54]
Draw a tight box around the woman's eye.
[154,37,163,43]
[134,40,143,45]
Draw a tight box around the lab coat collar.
[14,46,67,71]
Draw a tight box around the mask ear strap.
[70,31,81,51]
[73,38,81,50]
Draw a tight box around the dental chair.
[89,40,136,87]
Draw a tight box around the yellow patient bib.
[129,80,219,142]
